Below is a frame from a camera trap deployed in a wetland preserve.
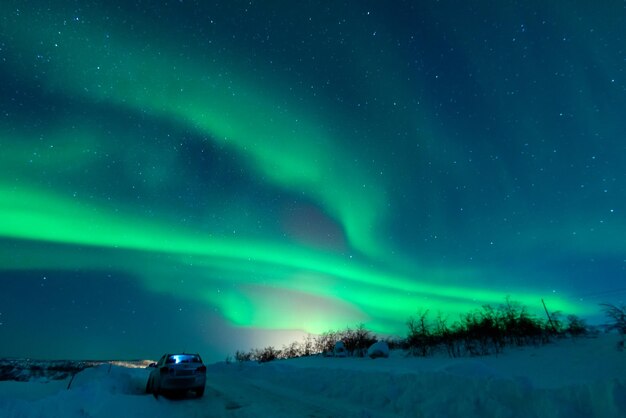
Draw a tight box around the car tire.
[196,386,205,398]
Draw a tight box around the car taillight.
[196,365,206,374]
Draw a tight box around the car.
[146,353,206,398]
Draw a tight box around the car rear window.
[166,354,202,364]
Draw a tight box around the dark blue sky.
[1,0,625,361]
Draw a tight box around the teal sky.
[1,0,625,361]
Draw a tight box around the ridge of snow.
[0,334,624,417]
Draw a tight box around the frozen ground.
[0,334,624,417]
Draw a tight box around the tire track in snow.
[204,372,396,418]
[206,375,335,417]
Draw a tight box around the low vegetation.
[233,298,625,363]
[402,298,589,358]
[601,303,626,349]
[0,360,95,382]
[233,324,381,363]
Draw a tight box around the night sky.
[1,0,625,362]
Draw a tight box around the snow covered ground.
[1,334,624,417]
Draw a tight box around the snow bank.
[367,341,390,359]
[333,341,348,357]
[219,358,625,417]
[0,365,161,418]
[213,334,626,417]
[0,334,624,417]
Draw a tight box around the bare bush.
[407,310,433,357]
[565,315,588,337]
[281,341,303,359]
[253,346,281,363]
[234,350,252,362]
[301,334,315,356]
[234,298,592,363]
[314,330,339,355]
[341,324,377,357]
[404,298,572,358]
[601,303,626,336]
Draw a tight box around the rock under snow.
[367,341,389,359]
[333,341,348,357]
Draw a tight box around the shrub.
[300,334,315,357]
[434,313,461,358]
[565,314,588,337]
[403,298,564,358]
[281,341,303,359]
[253,346,281,363]
[406,310,433,357]
[235,298,595,363]
[314,330,339,355]
[548,311,565,335]
[234,350,252,362]
[383,337,405,351]
[461,306,504,355]
[601,303,626,336]
[341,324,377,357]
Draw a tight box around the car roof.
[165,353,200,356]
[164,353,203,362]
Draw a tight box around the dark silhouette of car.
[146,353,206,398]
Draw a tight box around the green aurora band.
[0,183,586,333]
[1,0,618,340]
[2,3,388,258]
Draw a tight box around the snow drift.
[0,334,624,417]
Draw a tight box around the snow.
[1,334,624,417]
[333,341,348,357]
[367,341,390,359]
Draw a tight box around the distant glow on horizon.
[0,0,624,360]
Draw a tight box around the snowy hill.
[0,334,624,418]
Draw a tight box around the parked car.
[146,353,206,398]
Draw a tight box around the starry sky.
[1,0,625,362]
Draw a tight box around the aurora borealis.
[1,1,625,361]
